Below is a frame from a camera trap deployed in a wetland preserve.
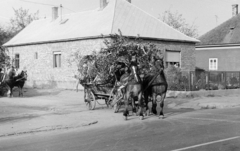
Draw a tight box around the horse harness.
[142,69,167,93]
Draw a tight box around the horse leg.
[84,89,87,102]
[123,93,129,120]
[20,87,23,97]
[159,93,166,119]
[152,93,157,115]
[10,88,13,98]
[145,93,153,116]
[131,96,136,115]
[148,96,153,116]
[18,86,21,97]
[144,92,149,116]
[138,92,144,120]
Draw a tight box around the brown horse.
[2,69,27,97]
[121,62,144,120]
[143,57,168,119]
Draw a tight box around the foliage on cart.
[76,31,164,84]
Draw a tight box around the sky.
[0,0,239,36]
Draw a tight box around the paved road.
[0,107,240,151]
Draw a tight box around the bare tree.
[159,10,198,38]
[10,7,39,34]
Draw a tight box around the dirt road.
[0,88,240,137]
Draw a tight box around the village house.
[3,0,199,89]
[196,4,240,72]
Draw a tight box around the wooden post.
[189,71,192,91]
[239,71,240,88]
[225,72,227,89]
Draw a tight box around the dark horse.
[121,60,143,120]
[143,55,168,119]
[2,69,27,97]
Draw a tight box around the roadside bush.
[165,65,189,91]
[0,83,7,96]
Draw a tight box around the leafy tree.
[159,10,198,38]
[10,7,39,34]
[0,27,10,46]
[0,46,10,68]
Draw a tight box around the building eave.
[196,43,240,48]
[3,35,198,48]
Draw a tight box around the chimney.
[52,7,58,20]
[126,0,131,3]
[232,4,238,17]
[100,0,107,9]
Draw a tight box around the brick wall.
[142,40,196,71]
[7,38,106,89]
[6,38,196,89]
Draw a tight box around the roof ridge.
[113,0,198,42]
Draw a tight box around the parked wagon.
[83,82,123,112]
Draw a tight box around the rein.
[15,77,26,82]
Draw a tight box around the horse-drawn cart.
[83,82,123,112]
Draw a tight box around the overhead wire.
[19,0,76,13]
[19,0,57,7]
[62,6,76,13]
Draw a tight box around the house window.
[35,52,38,59]
[53,51,61,68]
[165,50,181,68]
[15,54,20,69]
[209,58,218,70]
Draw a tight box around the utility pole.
[60,4,62,21]
[215,15,218,26]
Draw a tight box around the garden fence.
[167,71,240,91]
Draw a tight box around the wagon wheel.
[85,90,96,110]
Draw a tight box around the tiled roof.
[4,0,199,47]
[198,14,240,46]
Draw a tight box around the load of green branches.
[77,31,164,84]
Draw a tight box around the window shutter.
[166,51,180,62]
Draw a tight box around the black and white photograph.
[0,0,240,150]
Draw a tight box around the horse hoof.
[159,115,165,119]
[139,116,144,120]
[144,112,148,116]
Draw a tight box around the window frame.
[53,51,61,68]
[209,58,218,71]
[165,50,181,68]
[15,53,20,69]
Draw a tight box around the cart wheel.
[85,91,96,110]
